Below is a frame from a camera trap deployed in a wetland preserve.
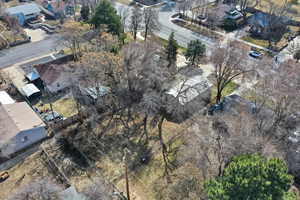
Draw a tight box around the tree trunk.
[124,150,130,200]
[158,116,170,176]
[143,114,148,142]
[216,91,222,104]
[144,25,149,41]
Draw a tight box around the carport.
[21,83,41,100]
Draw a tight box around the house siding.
[1,126,47,156]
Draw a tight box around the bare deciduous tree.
[143,8,159,41]
[130,6,143,40]
[211,41,252,104]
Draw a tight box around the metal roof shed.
[26,70,40,82]
[22,83,40,97]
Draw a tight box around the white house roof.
[0,91,15,105]
[22,83,40,97]
[167,75,212,105]
[6,3,41,16]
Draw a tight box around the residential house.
[165,75,212,122]
[0,102,47,157]
[5,3,41,26]
[34,64,71,93]
[43,0,75,17]
[248,12,289,39]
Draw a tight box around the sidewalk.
[174,15,275,54]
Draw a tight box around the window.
[21,136,28,143]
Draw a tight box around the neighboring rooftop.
[0,91,15,105]
[167,75,212,105]
[0,102,45,143]
[22,83,40,97]
[5,3,41,16]
[26,70,40,82]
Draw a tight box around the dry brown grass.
[0,152,56,199]
[258,0,300,20]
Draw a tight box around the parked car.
[249,51,263,59]
[197,15,207,20]
[226,10,243,20]
[42,111,63,122]
[0,171,9,182]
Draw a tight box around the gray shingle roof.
[6,3,41,16]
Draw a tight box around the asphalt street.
[0,34,62,68]
[0,2,264,69]
[115,2,216,54]
[0,2,216,69]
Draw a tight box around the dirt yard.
[0,152,57,199]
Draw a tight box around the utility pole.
[123,148,130,200]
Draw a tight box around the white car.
[249,51,263,59]
[227,10,243,20]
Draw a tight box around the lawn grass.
[91,120,186,200]
[258,0,300,20]
[172,19,222,41]
[34,97,78,118]
[211,81,239,103]
[241,35,270,48]
[116,0,132,5]
[2,31,26,43]
[150,34,187,54]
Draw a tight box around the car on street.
[249,50,263,59]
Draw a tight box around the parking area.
[24,28,47,42]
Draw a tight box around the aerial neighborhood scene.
[0,0,300,199]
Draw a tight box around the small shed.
[79,85,111,106]
[5,3,41,25]
[21,83,41,100]
[25,70,44,89]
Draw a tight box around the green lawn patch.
[211,81,239,102]
[241,36,269,48]
[115,0,132,5]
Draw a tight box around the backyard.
[34,95,78,118]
